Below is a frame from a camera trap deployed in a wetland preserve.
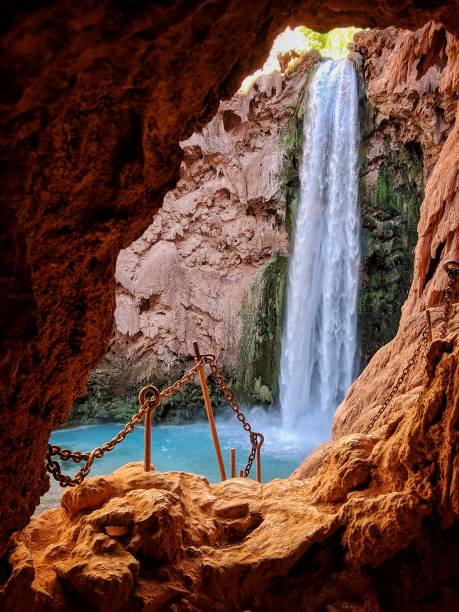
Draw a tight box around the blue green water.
[50,409,321,483]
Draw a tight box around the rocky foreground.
[2,333,458,610]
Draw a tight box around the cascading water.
[279,58,360,432]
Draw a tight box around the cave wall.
[1,0,459,552]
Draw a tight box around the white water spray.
[279,58,360,432]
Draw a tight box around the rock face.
[355,22,458,365]
[2,0,459,555]
[2,333,459,609]
[92,22,459,418]
[334,22,459,437]
[83,23,458,413]
[109,55,317,398]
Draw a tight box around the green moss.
[233,254,288,404]
[67,358,227,426]
[358,140,423,365]
[279,63,318,241]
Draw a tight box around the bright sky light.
[239,26,360,94]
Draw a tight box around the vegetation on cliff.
[233,254,288,404]
[67,357,227,426]
[232,61,315,405]
[358,136,423,365]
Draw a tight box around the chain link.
[364,259,458,434]
[159,358,206,400]
[46,356,264,485]
[46,359,207,487]
[205,356,264,478]
[363,327,428,435]
[46,392,157,487]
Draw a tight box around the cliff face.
[335,22,459,437]
[96,22,457,410]
[354,22,459,366]
[108,55,318,405]
[3,333,459,609]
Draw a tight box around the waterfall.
[279,58,360,432]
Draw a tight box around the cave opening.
[41,25,366,510]
[1,4,459,609]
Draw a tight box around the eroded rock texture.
[334,22,459,436]
[76,22,459,416]
[111,56,316,388]
[2,334,459,610]
[1,0,459,554]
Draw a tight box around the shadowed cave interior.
[1,1,459,610]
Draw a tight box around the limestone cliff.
[89,23,457,415]
[80,53,318,414]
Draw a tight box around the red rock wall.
[1,0,459,552]
[334,22,459,437]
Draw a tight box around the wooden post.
[256,447,261,483]
[230,448,236,478]
[239,470,244,478]
[425,308,433,344]
[138,385,160,473]
[144,408,152,472]
[193,341,227,481]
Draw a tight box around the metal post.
[138,385,160,472]
[425,308,433,344]
[230,448,236,478]
[193,341,227,481]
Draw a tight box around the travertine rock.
[110,61,320,378]
[2,334,459,609]
[334,23,459,437]
[354,23,459,174]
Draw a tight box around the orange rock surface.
[2,333,458,609]
[3,0,459,550]
[334,23,459,437]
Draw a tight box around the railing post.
[144,409,152,472]
[193,341,227,481]
[230,448,236,478]
[138,385,160,472]
[256,446,261,483]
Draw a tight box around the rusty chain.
[46,358,207,487]
[46,355,263,485]
[363,327,428,435]
[365,259,459,434]
[204,356,264,478]
[159,358,207,400]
